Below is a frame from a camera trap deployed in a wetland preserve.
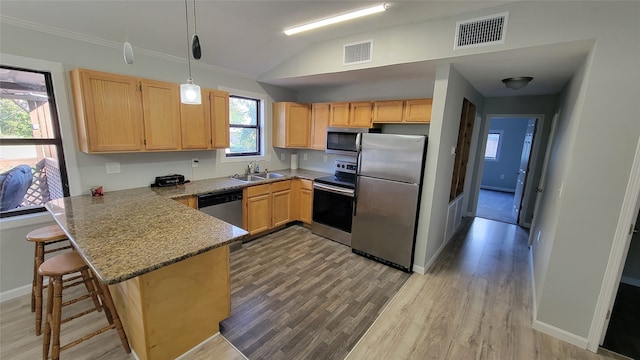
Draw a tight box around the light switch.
[106,162,121,174]
[303,153,308,161]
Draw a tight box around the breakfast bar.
[45,186,249,360]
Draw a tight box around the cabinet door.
[329,102,349,127]
[286,103,311,148]
[403,98,432,123]
[272,189,292,227]
[210,90,230,148]
[71,69,144,152]
[180,89,211,149]
[372,100,404,123]
[349,101,373,128]
[246,194,271,234]
[141,79,181,150]
[311,103,329,150]
[299,180,313,224]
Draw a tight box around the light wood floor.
[347,217,628,360]
[1,218,629,360]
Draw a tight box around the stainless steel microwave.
[326,127,381,156]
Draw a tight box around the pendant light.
[180,0,201,104]
[122,0,134,65]
[191,0,201,60]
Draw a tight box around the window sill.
[0,211,55,230]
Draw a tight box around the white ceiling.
[0,1,591,97]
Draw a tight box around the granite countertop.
[46,168,330,285]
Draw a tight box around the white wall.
[413,63,485,271]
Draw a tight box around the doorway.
[476,116,537,226]
[601,211,640,359]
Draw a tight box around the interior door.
[513,118,536,225]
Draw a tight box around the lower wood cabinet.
[296,179,313,224]
[173,195,197,209]
[243,179,312,235]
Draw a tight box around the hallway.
[476,189,517,224]
[347,218,626,359]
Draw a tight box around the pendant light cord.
[184,0,192,80]
[193,0,197,35]
[123,0,129,41]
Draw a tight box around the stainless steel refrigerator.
[351,133,427,272]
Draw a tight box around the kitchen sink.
[255,172,285,179]
[231,175,265,182]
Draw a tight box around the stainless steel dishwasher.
[198,189,244,252]
[197,189,243,228]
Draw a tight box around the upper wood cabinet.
[311,103,329,150]
[141,79,182,150]
[272,102,311,148]
[329,102,350,127]
[71,68,230,153]
[180,89,210,150]
[349,101,373,128]
[209,90,230,149]
[372,98,433,124]
[71,68,145,153]
[329,101,372,128]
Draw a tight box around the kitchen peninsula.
[45,184,248,360]
[44,169,327,360]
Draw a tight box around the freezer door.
[359,133,426,184]
[351,176,420,269]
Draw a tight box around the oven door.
[312,183,354,246]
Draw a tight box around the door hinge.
[143,139,146,145]
[630,224,635,236]
[606,309,611,320]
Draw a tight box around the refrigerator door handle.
[355,133,362,153]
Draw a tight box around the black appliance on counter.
[311,160,357,246]
[151,174,189,187]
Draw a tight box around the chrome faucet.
[245,161,255,175]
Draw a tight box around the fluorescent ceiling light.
[284,4,387,36]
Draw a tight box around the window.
[0,66,69,218]
[227,95,261,157]
[484,131,502,161]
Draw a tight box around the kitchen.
[1,1,639,359]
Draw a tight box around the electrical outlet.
[106,162,121,174]
[303,153,308,161]
[280,153,285,161]
[192,158,199,168]
[500,174,505,179]
[323,155,328,163]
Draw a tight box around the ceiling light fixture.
[502,77,533,90]
[284,3,388,36]
[180,0,201,104]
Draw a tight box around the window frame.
[0,65,70,218]
[226,95,261,157]
[484,130,503,162]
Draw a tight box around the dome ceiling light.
[502,77,533,90]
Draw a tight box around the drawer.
[246,183,271,197]
[271,180,292,192]
[300,179,313,190]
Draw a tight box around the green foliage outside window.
[228,96,260,155]
[0,99,32,138]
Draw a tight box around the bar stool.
[26,224,76,336]
[40,251,131,360]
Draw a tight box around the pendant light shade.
[180,0,201,104]
[502,77,533,90]
[180,79,201,104]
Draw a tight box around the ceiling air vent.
[454,12,508,50]
[344,40,373,65]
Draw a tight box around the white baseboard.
[529,249,537,321]
[422,235,452,273]
[412,264,426,274]
[0,283,31,302]
[480,186,515,193]
[621,276,640,287]
[532,319,589,349]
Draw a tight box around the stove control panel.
[334,160,357,175]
